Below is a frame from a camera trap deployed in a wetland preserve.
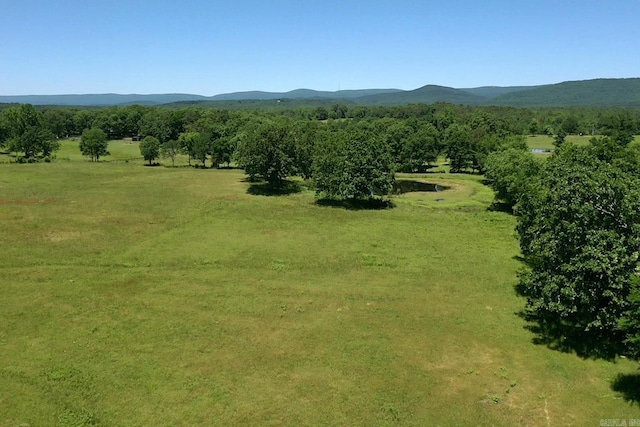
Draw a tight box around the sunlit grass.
[1,161,639,425]
[526,134,594,151]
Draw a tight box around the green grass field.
[526,134,592,152]
[527,134,640,153]
[1,144,640,425]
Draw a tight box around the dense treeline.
[1,102,640,142]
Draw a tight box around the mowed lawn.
[1,156,639,425]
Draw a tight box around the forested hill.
[355,85,487,105]
[209,88,403,101]
[0,89,402,106]
[1,78,639,107]
[487,78,640,107]
[0,93,210,106]
[353,79,640,107]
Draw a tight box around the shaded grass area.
[611,373,640,405]
[245,179,303,196]
[315,197,394,210]
[1,163,639,425]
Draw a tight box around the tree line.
[4,102,638,165]
[1,101,639,143]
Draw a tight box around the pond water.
[393,180,449,195]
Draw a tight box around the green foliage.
[620,278,640,359]
[79,128,109,162]
[383,120,441,173]
[313,123,395,200]
[553,130,566,149]
[2,104,60,160]
[138,109,182,142]
[445,123,473,173]
[43,108,75,138]
[73,110,96,134]
[211,136,236,167]
[178,131,199,166]
[0,114,8,146]
[192,132,213,167]
[516,142,640,358]
[139,136,160,165]
[489,78,640,107]
[543,124,554,136]
[485,148,540,208]
[561,115,579,134]
[471,134,502,173]
[292,121,320,179]
[160,139,180,167]
[235,119,297,186]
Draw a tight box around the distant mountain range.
[1,78,639,107]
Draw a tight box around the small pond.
[393,180,450,195]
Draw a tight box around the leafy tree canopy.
[314,123,395,200]
[516,141,640,358]
[139,136,160,165]
[485,147,540,209]
[235,119,297,186]
[80,127,109,161]
[2,104,59,160]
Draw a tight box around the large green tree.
[445,123,473,173]
[80,128,109,161]
[516,141,640,358]
[407,122,441,171]
[178,131,199,166]
[313,124,395,200]
[139,136,160,165]
[3,104,59,160]
[160,139,180,167]
[235,119,297,186]
[484,147,540,209]
[192,132,213,167]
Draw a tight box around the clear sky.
[1,0,639,95]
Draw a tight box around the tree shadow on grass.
[611,373,640,405]
[315,198,394,210]
[511,254,623,360]
[246,180,302,196]
[515,310,623,360]
[487,201,514,214]
[512,255,527,264]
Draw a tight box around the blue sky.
[1,0,639,95]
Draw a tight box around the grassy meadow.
[1,139,640,426]
[526,134,640,153]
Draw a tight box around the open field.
[526,134,592,152]
[526,134,640,152]
[1,159,640,426]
